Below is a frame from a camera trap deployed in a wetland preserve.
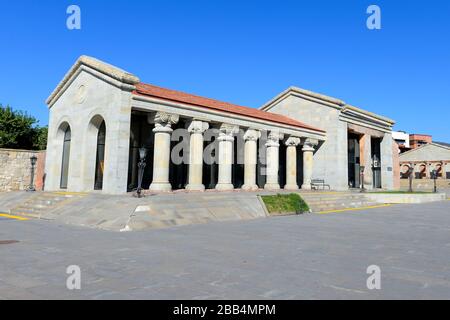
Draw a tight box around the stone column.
[242,129,261,191]
[216,124,239,191]
[149,112,179,191]
[425,163,431,179]
[360,134,373,189]
[301,138,318,190]
[380,133,394,190]
[443,162,448,179]
[186,120,209,191]
[285,136,301,190]
[264,131,284,190]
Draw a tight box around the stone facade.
[45,57,135,194]
[0,149,46,192]
[45,56,327,194]
[260,87,396,191]
[399,143,450,182]
[44,56,396,194]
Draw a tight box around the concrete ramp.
[125,192,267,231]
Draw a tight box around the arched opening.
[418,164,427,179]
[400,164,410,179]
[60,125,72,189]
[94,121,106,190]
[435,163,443,178]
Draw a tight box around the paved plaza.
[1,200,449,300]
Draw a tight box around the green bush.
[261,193,310,215]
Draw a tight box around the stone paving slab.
[0,201,449,299]
[0,192,36,213]
[125,192,267,231]
[1,190,448,232]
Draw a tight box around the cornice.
[46,55,140,107]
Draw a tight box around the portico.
[127,108,323,193]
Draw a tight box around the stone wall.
[266,94,349,190]
[0,149,46,192]
[392,140,401,189]
[400,178,450,190]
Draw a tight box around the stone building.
[44,56,396,194]
[261,87,396,190]
[399,143,450,189]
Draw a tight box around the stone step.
[303,197,370,203]
[11,205,46,212]
[298,191,383,213]
[307,200,377,206]
[308,202,381,213]
[309,201,379,209]
[300,195,369,200]
[306,202,377,209]
[8,193,86,218]
[9,208,44,218]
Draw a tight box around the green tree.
[0,104,47,150]
[32,126,48,150]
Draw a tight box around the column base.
[215,183,234,191]
[185,184,205,191]
[363,184,374,190]
[301,184,312,190]
[284,184,299,191]
[264,183,280,191]
[149,182,172,192]
[242,184,259,191]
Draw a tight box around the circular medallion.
[76,85,86,104]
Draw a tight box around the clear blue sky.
[1,0,449,141]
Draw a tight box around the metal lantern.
[135,147,148,198]
[431,169,438,193]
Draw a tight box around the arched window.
[60,126,71,189]
[94,121,106,190]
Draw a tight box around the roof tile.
[133,83,325,133]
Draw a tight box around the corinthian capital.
[152,112,179,133]
[218,124,239,141]
[187,120,209,134]
[285,136,301,147]
[303,138,319,148]
[266,131,284,147]
[243,129,261,142]
[154,112,179,126]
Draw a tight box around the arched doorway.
[60,125,71,189]
[94,121,106,190]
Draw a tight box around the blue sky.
[1,0,449,141]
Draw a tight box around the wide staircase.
[300,191,382,213]
[9,192,87,219]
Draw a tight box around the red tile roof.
[133,83,325,133]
